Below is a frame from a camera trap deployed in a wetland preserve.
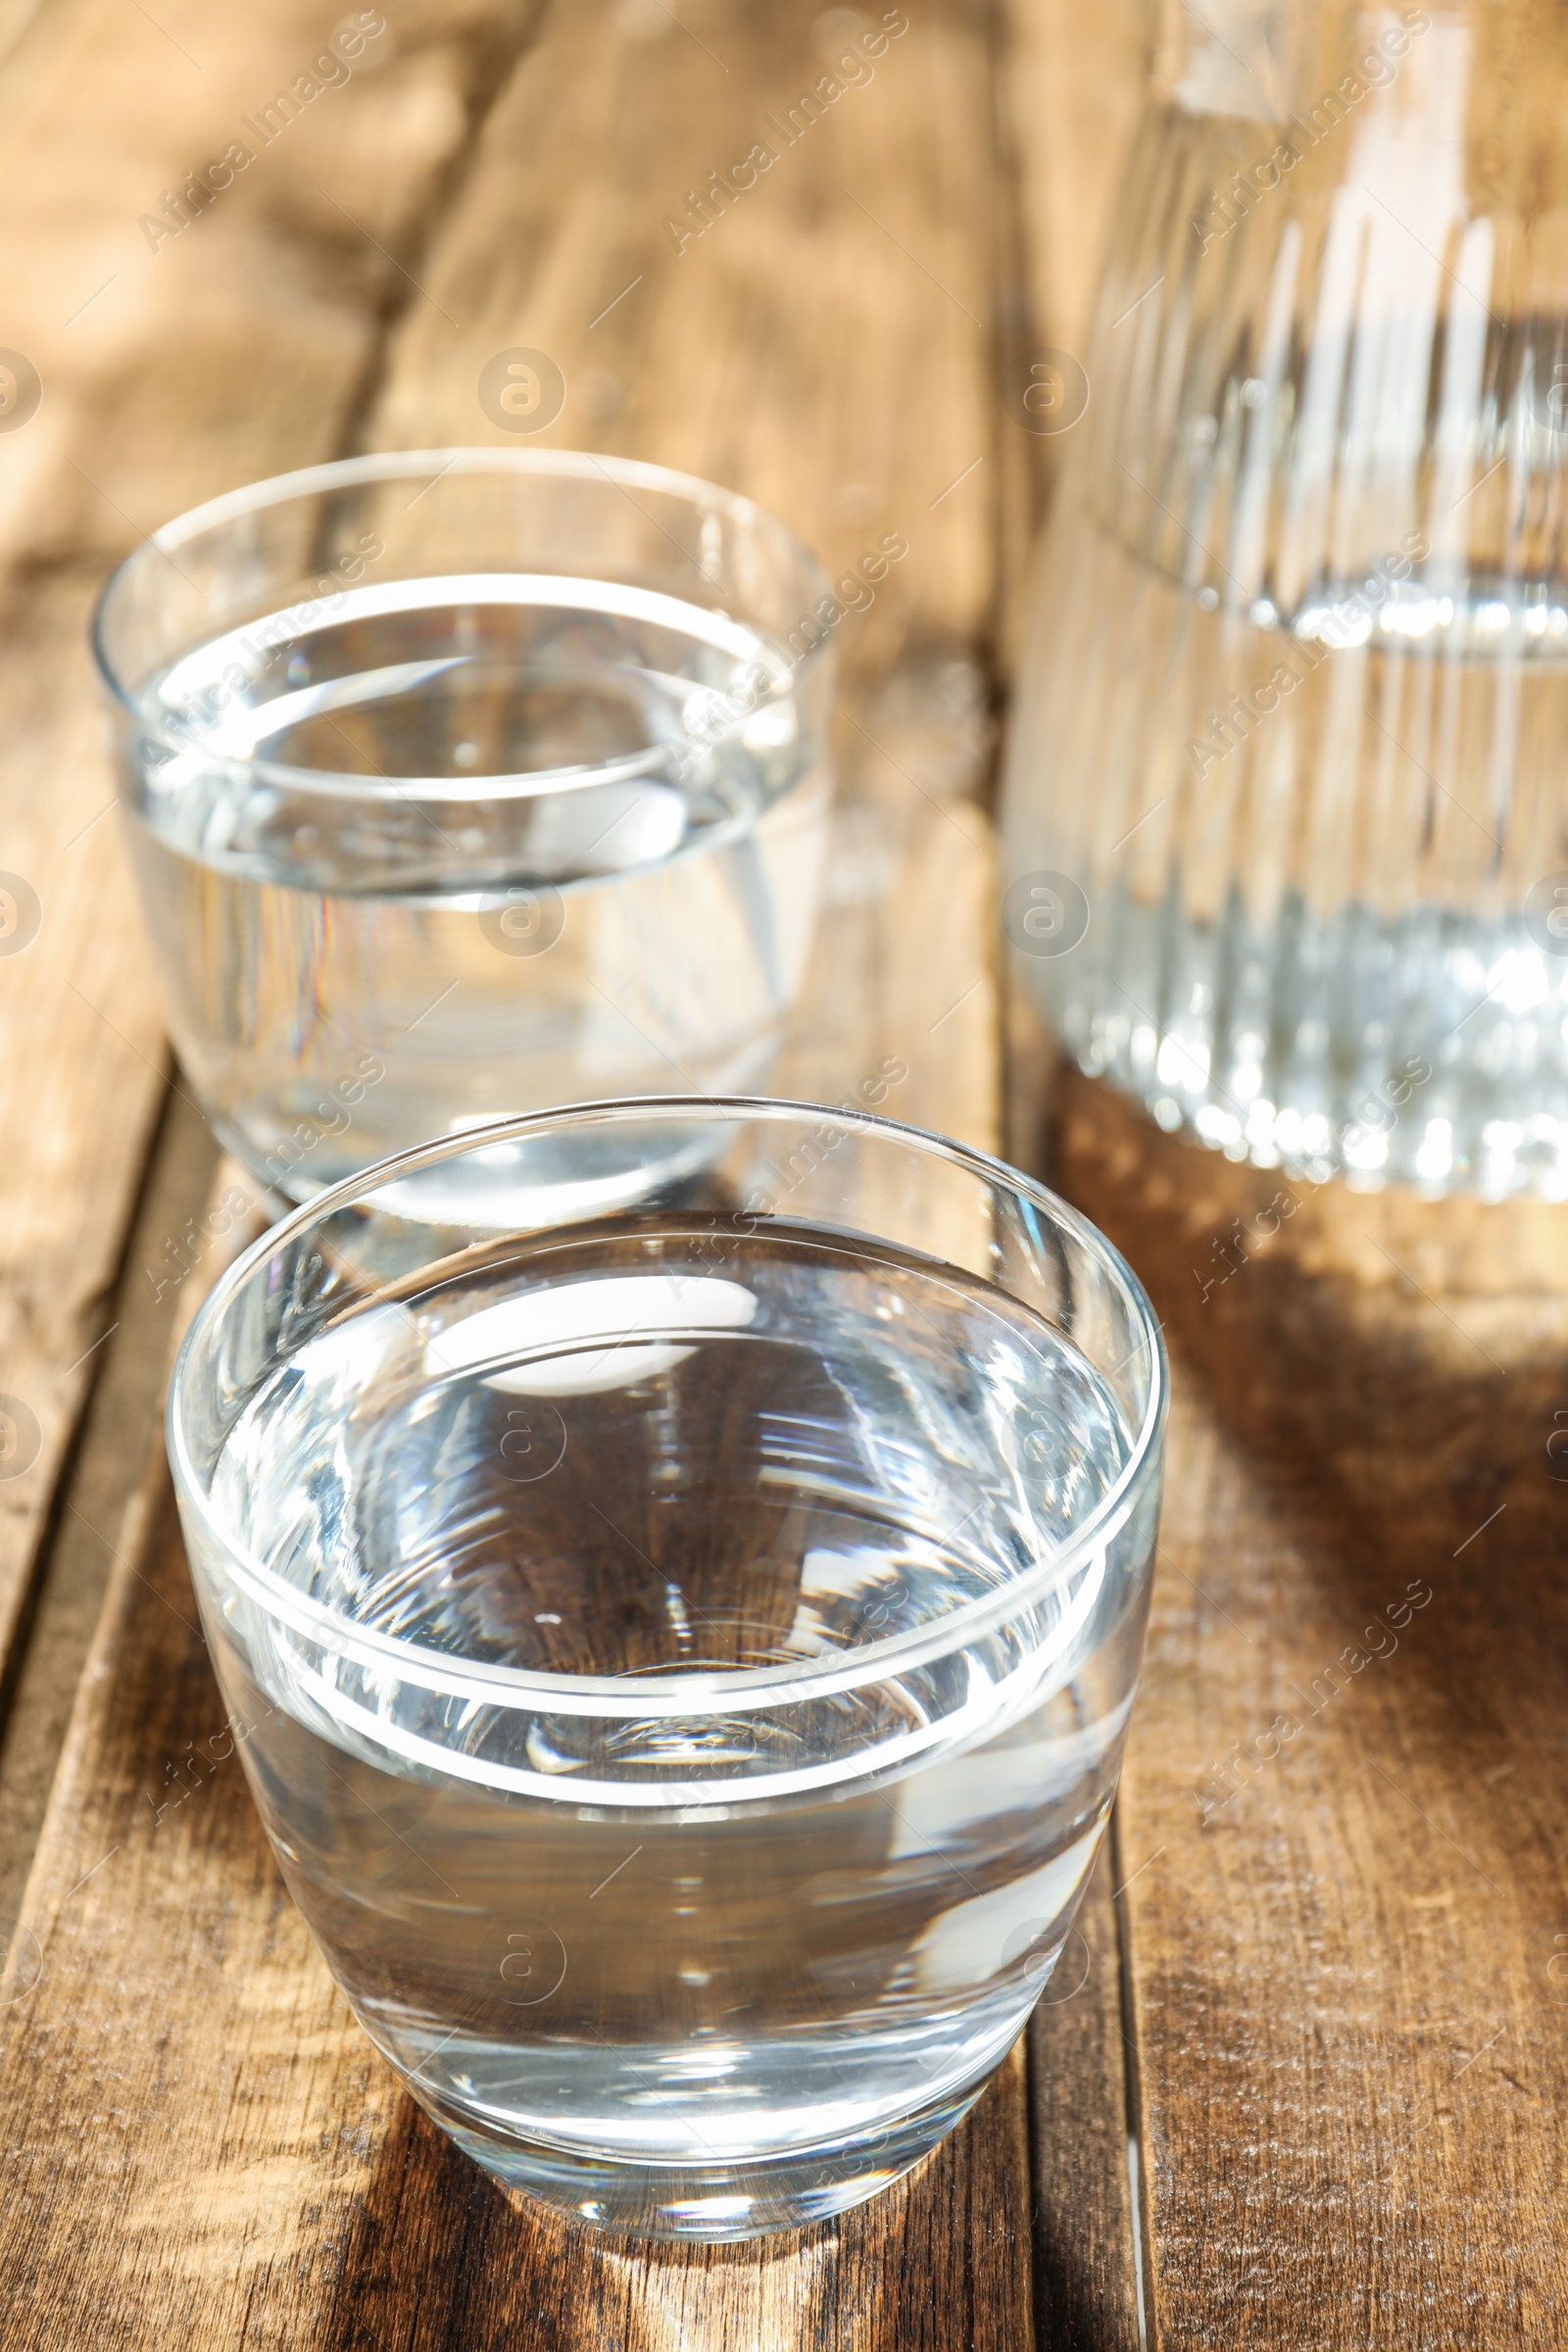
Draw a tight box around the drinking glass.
[168,1097,1166,2240]
[93,451,834,1214]
[1003,0,1568,1198]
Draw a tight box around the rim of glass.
[167,1097,1167,1713]
[88,446,834,788]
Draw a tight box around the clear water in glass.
[203,1212,1146,2237]
[123,576,827,1210]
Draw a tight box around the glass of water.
[93,452,834,1211]
[168,1097,1166,2241]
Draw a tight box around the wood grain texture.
[367,0,1000,690]
[1048,1066,1568,2348]
[0,1090,219,1932]
[0,577,172,1687]
[0,0,532,580]
[0,0,540,1691]
[998,0,1152,377]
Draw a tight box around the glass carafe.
[1003,0,1568,1198]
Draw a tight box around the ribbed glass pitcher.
[1003,0,1568,1198]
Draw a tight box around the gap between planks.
[0,1086,220,1924]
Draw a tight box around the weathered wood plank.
[0,578,172,1688]
[368,0,1000,696]
[0,1090,219,1932]
[1050,1067,1568,2349]
[0,0,540,1696]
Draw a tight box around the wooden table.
[0,1,1561,2343]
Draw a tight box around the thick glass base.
[408,2068,997,2242]
[208,1100,749,1227]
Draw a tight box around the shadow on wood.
[1027,1838,1142,2352]
[313,2056,1036,2351]
[1045,1064,1568,1584]
[1036,1064,1568,2349]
